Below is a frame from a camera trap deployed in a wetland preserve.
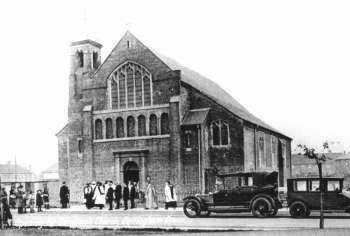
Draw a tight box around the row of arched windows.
[108,61,152,109]
[94,113,169,140]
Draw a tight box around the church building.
[57,32,292,202]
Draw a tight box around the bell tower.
[68,39,102,120]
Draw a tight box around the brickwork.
[57,32,292,203]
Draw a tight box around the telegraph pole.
[0,176,3,229]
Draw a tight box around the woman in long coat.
[145,176,158,209]
[93,182,105,209]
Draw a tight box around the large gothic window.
[108,61,152,109]
[149,114,158,136]
[138,115,146,136]
[105,118,113,139]
[127,116,135,137]
[211,120,230,147]
[160,113,169,134]
[116,117,124,138]
[95,119,103,139]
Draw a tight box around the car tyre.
[268,207,278,217]
[251,197,272,218]
[183,199,201,218]
[289,201,309,218]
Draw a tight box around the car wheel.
[289,201,308,218]
[269,207,278,217]
[183,200,200,218]
[251,197,272,218]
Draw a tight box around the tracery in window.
[108,61,152,109]
[211,120,230,147]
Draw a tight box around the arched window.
[76,50,84,68]
[127,116,135,137]
[138,115,146,136]
[78,138,83,154]
[105,118,113,139]
[92,52,99,69]
[116,117,124,138]
[95,119,103,139]
[160,113,169,134]
[108,61,152,109]
[211,120,230,147]
[149,114,158,136]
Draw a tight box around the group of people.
[83,180,138,210]
[80,176,177,210]
[14,185,50,214]
[0,185,50,227]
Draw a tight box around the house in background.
[37,163,60,206]
[0,162,60,207]
[0,162,37,194]
[335,154,350,188]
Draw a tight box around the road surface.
[10,206,350,231]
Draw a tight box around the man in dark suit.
[114,181,122,209]
[129,181,136,209]
[59,182,69,208]
[106,181,114,210]
[122,183,129,210]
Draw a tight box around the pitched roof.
[182,108,210,125]
[148,41,290,138]
[41,163,58,174]
[96,32,290,139]
[292,153,343,165]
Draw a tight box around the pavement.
[9,205,350,231]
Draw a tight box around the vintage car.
[287,177,350,218]
[183,171,282,218]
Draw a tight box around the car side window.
[248,177,253,186]
[310,180,320,192]
[294,180,307,192]
[327,180,340,192]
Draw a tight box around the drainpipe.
[198,125,202,193]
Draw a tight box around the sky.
[0,0,349,174]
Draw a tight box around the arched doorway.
[123,161,139,184]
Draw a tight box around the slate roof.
[182,108,210,125]
[292,153,343,165]
[149,40,290,138]
[93,31,291,139]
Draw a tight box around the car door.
[213,190,230,206]
[323,180,341,210]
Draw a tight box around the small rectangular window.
[295,180,307,192]
[327,180,340,192]
[310,180,320,192]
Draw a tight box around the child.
[43,188,50,209]
[28,191,35,213]
[36,190,43,212]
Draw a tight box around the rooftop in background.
[335,153,350,161]
[292,152,344,165]
[0,162,38,183]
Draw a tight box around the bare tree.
[297,142,329,229]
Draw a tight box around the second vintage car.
[183,171,282,218]
[287,177,350,218]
